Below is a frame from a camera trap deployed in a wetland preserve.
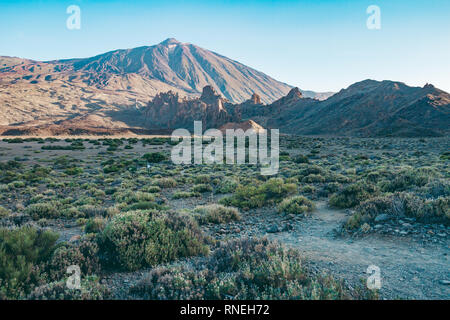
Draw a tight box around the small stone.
[402,223,412,228]
[374,214,390,222]
[360,223,371,233]
[267,225,279,233]
[69,235,81,242]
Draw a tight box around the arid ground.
[0,135,448,300]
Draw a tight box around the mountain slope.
[0,38,332,128]
[60,38,295,103]
[273,80,450,137]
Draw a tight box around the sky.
[1,0,449,93]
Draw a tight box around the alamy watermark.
[366,265,381,290]
[66,265,81,290]
[366,5,381,30]
[170,121,279,175]
[66,5,81,30]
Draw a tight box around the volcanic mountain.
[0,38,332,131]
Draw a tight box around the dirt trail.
[266,201,449,299]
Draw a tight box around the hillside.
[0,38,333,131]
[274,80,450,137]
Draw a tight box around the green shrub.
[194,204,240,224]
[440,151,450,160]
[64,167,83,176]
[293,154,309,164]
[131,238,376,300]
[191,184,213,193]
[46,236,101,282]
[172,191,201,199]
[78,205,108,218]
[329,182,379,209]
[215,178,239,194]
[98,211,209,271]
[194,175,212,184]
[154,178,177,188]
[0,206,10,218]
[220,178,296,210]
[0,227,58,299]
[143,152,167,163]
[300,185,316,194]
[298,165,324,177]
[28,277,110,300]
[25,203,59,220]
[278,196,315,215]
[379,168,437,192]
[124,201,163,212]
[84,217,106,234]
[345,193,450,230]
[302,174,326,183]
[143,186,161,193]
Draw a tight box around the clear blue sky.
[1,0,449,92]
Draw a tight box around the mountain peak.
[160,38,181,46]
[286,87,303,99]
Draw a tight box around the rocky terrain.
[1,40,449,137]
[273,80,450,137]
[144,80,450,137]
[0,39,334,134]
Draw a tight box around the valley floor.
[0,136,448,300]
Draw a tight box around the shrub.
[131,238,376,300]
[422,180,450,198]
[440,151,450,160]
[302,174,326,183]
[0,206,10,218]
[78,205,108,218]
[172,191,201,199]
[124,201,163,212]
[143,186,161,193]
[298,165,324,177]
[215,178,239,194]
[300,185,316,194]
[329,182,379,209]
[345,193,450,230]
[278,196,315,215]
[25,203,59,220]
[154,178,177,188]
[46,236,101,282]
[28,277,110,300]
[191,184,213,193]
[143,152,167,163]
[194,175,212,184]
[220,178,296,210]
[84,217,107,234]
[0,227,58,299]
[98,211,209,271]
[293,154,309,164]
[379,168,437,192]
[64,167,83,176]
[194,204,240,224]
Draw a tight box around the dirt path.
[266,201,450,299]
